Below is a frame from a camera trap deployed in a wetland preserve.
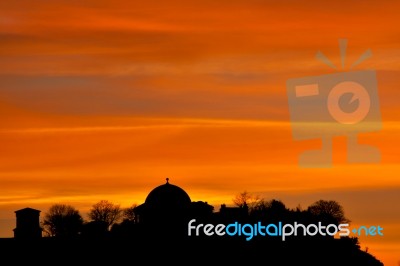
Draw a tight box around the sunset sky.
[0,0,399,264]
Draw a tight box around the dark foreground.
[0,235,383,266]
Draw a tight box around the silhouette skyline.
[1,179,385,265]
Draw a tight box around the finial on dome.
[166,177,169,184]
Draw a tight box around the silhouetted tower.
[13,207,42,239]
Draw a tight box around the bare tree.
[42,204,83,238]
[232,191,260,209]
[307,199,350,225]
[123,204,138,222]
[88,200,122,230]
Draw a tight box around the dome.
[145,178,191,207]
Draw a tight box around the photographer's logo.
[287,39,382,167]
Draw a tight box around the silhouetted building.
[189,200,214,222]
[13,207,42,239]
[133,178,214,235]
[216,203,248,223]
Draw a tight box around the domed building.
[134,178,214,229]
[145,178,192,209]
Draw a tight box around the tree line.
[22,192,385,266]
[232,191,350,224]
[41,200,136,238]
[40,191,350,239]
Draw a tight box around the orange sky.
[1,0,399,264]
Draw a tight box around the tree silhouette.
[232,191,260,209]
[6,194,384,266]
[307,199,350,225]
[122,204,138,223]
[88,200,122,230]
[250,199,288,222]
[42,204,83,238]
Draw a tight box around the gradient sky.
[1,0,399,264]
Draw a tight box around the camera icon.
[287,58,382,167]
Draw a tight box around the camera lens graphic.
[327,81,371,124]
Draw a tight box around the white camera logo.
[287,39,382,167]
